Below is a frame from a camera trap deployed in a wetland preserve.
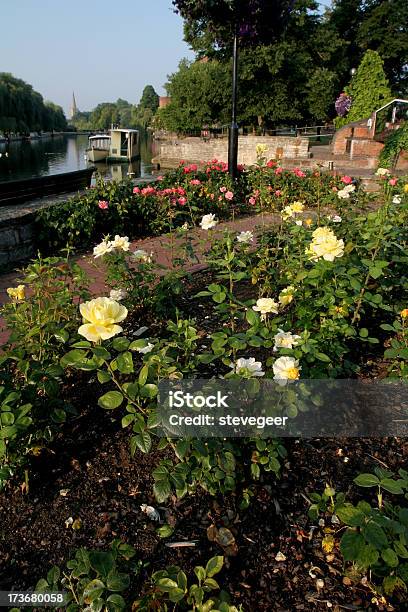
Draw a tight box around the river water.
[0,132,157,183]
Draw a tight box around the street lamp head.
[350,67,357,77]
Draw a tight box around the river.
[0,132,157,183]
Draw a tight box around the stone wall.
[153,135,310,168]
[0,211,35,270]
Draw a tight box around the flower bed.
[1,164,408,610]
[34,157,370,255]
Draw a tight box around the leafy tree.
[139,85,159,113]
[0,73,67,135]
[356,0,408,94]
[172,0,296,48]
[327,0,408,93]
[345,50,393,123]
[306,68,338,122]
[158,58,230,133]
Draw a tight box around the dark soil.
[0,271,407,611]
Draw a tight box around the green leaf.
[315,352,331,362]
[98,391,123,410]
[153,479,171,503]
[246,309,259,326]
[106,594,126,610]
[132,432,152,454]
[116,351,134,374]
[356,544,379,568]
[121,414,135,428]
[340,530,365,561]
[363,522,388,550]
[168,587,186,603]
[97,370,111,384]
[205,556,223,577]
[359,328,369,338]
[380,478,405,495]
[83,579,106,603]
[60,349,86,368]
[112,337,130,352]
[354,473,380,487]
[156,577,178,590]
[138,365,149,386]
[157,524,174,538]
[106,572,130,592]
[88,552,114,578]
[47,565,61,586]
[336,504,365,527]
[140,384,158,399]
[194,566,206,583]
[382,548,399,567]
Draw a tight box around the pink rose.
[220,186,227,193]
[275,190,282,196]
[332,187,338,192]
[275,167,283,175]
[190,164,198,172]
[210,193,215,200]
[98,200,109,209]
[389,178,398,186]
[178,197,187,205]
[133,187,140,194]
[249,197,256,205]
[190,179,201,185]
[225,191,234,200]
[266,160,276,168]
[341,175,353,184]
[177,187,186,195]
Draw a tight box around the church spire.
[70,92,78,119]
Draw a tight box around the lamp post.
[228,26,239,179]
[350,67,356,78]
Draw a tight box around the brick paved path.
[0,212,279,345]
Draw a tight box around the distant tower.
[69,92,78,119]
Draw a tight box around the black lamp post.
[228,27,239,178]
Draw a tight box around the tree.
[173,0,296,176]
[0,73,67,135]
[345,50,392,123]
[158,58,229,133]
[356,0,408,94]
[327,0,408,94]
[306,68,337,122]
[139,86,159,113]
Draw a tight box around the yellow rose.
[404,184,408,194]
[307,228,344,262]
[279,286,295,307]
[7,285,25,301]
[290,201,304,213]
[78,297,128,343]
[400,308,408,319]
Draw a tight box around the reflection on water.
[0,132,157,183]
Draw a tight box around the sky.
[0,0,194,115]
[1,0,332,117]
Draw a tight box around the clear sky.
[0,0,194,114]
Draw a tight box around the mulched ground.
[0,268,407,611]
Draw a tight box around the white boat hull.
[87,147,109,162]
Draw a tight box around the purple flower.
[335,93,352,117]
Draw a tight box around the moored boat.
[86,134,111,162]
[107,128,139,162]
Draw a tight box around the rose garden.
[1,0,408,610]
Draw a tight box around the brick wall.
[153,135,310,167]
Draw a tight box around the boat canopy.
[89,134,110,140]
